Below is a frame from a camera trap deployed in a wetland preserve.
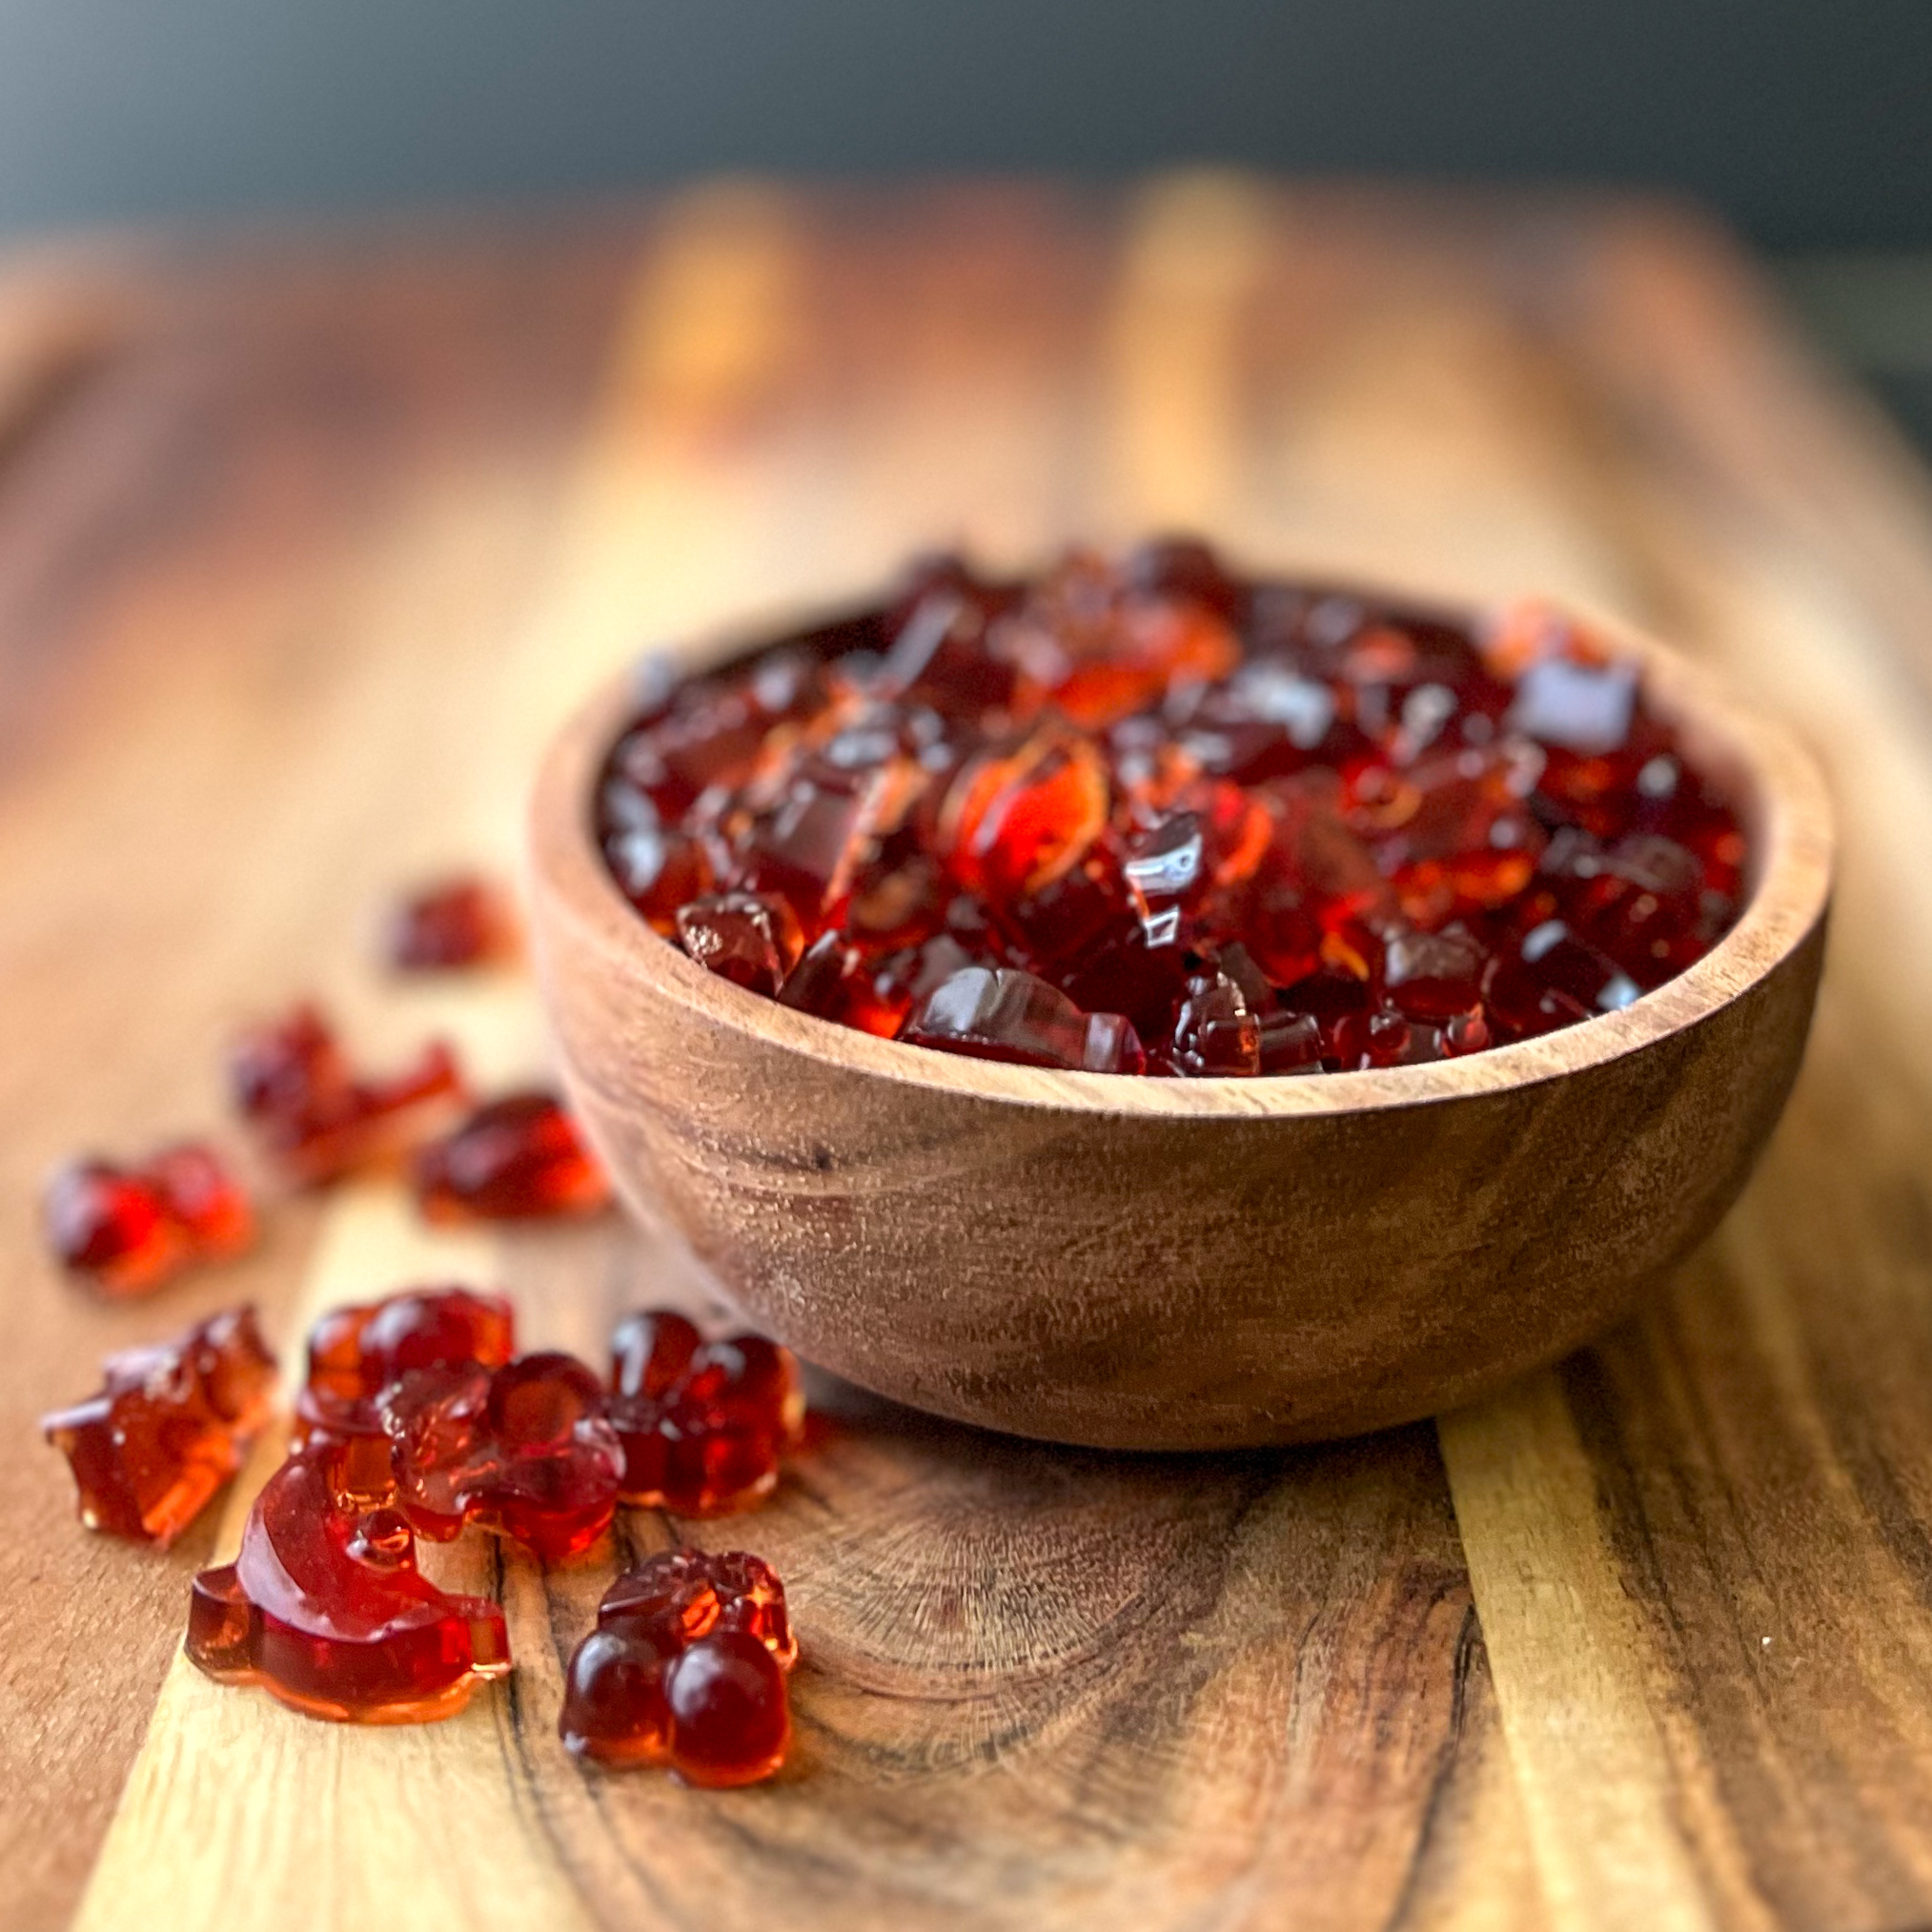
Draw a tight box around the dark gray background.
[0,0,1928,246]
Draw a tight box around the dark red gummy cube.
[900,966,1142,1074]
[676,891,806,996]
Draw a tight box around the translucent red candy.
[295,1285,517,1451]
[597,543,1748,1072]
[186,1447,511,1722]
[901,966,1146,1073]
[384,873,518,971]
[292,1290,620,1561]
[606,1310,804,1515]
[382,1352,624,1563]
[230,1004,466,1184]
[42,1307,277,1544]
[559,1548,795,1783]
[41,1141,255,1296]
[411,1091,610,1224]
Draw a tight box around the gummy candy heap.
[180,1289,803,1726]
[598,542,1748,1074]
[559,1547,796,1785]
[42,1307,277,1545]
[41,1142,254,1297]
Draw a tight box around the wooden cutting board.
[6,176,1932,1932]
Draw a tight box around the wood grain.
[5,176,1932,1929]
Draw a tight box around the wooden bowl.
[527,603,1833,1450]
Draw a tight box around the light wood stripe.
[1439,1380,1718,1932]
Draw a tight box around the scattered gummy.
[559,1547,796,1784]
[384,873,519,971]
[43,1307,277,1544]
[412,1091,610,1225]
[41,1141,254,1297]
[606,1309,805,1516]
[229,1003,466,1184]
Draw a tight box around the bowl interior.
[536,588,1834,1122]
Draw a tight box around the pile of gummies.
[599,542,1747,1074]
[47,1289,805,1783]
[39,876,805,1786]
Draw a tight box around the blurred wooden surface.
[5,177,1932,1931]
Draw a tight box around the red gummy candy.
[384,873,518,971]
[42,1307,277,1544]
[559,1547,795,1783]
[295,1286,516,1451]
[606,1310,804,1516]
[230,1004,466,1186]
[675,892,805,997]
[900,966,1143,1074]
[597,547,1748,1076]
[42,1142,254,1297]
[43,1163,173,1296]
[385,1352,623,1562]
[1167,970,1262,1076]
[412,1091,610,1225]
[186,1448,510,1722]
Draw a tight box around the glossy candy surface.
[558,1547,795,1782]
[597,544,1747,1073]
[41,1141,255,1296]
[186,1447,510,1722]
[606,1310,805,1515]
[412,1091,610,1224]
[42,1307,277,1544]
[294,1285,517,1452]
[229,1004,466,1184]
[384,873,518,971]
[384,1351,624,1562]
[295,1291,619,1560]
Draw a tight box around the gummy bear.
[42,1140,255,1297]
[43,1307,277,1544]
[559,1548,795,1783]
[412,1091,610,1224]
[294,1285,516,1452]
[606,1310,804,1515]
[384,1352,623,1562]
[230,1004,466,1186]
[384,873,518,971]
[186,1448,510,1722]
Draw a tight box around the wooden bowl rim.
[529,590,1834,1121]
